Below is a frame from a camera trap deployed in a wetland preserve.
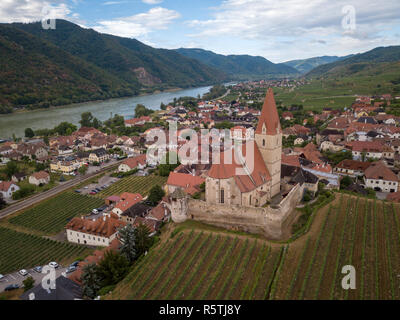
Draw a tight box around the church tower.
[255,88,282,197]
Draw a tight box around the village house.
[125,116,152,127]
[364,161,398,193]
[112,192,143,217]
[118,154,147,173]
[120,202,152,225]
[0,181,20,199]
[66,214,126,247]
[11,172,27,183]
[88,148,109,163]
[334,159,372,177]
[166,172,205,196]
[29,171,50,186]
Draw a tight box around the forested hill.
[0,20,226,113]
[305,46,400,78]
[175,48,299,79]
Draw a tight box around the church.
[205,88,282,207]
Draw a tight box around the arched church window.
[263,139,265,146]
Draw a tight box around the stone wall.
[184,183,304,240]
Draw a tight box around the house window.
[262,139,265,147]
[220,189,225,204]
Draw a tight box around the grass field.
[109,194,400,300]
[95,175,168,198]
[0,226,90,274]
[8,192,104,234]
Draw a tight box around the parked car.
[0,274,4,281]
[84,186,89,189]
[70,261,80,268]
[74,190,81,193]
[33,266,42,273]
[19,269,28,276]
[90,191,97,195]
[66,266,77,274]
[48,262,59,268]
[5,284,19,291]
[92,209,99,214]
[95,188,102,192]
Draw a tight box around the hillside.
[306,46,400,78]
[0,20,226,112]
[175,48,299,79]
[108,194,400,300]
[284,55,352,74]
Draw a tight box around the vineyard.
[95,175,168,198]
[8,192,104,234]
[0,227,90,274]
[110,194,400,300]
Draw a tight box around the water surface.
[0,86,212,139]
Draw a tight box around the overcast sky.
[1,0,400,63]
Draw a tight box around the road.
[0,159,123,220]
[0,265,68,293]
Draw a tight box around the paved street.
[0,265,68,293]
[0,159,123,220]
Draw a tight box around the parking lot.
[76,175,119,195]
[0,265,68,293]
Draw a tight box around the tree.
[340,175,353,189]
[147,185,165,206]
[97,251,130,287]
[134,104,153,118]
[4,161,18,179]
[134,224,153,259]
[81,263,102,299]
[118,225,137,263]
[80,112,94,127]
[23,276,35,292]
[78,165,88,175]
[24,128,35,138]
[0,196,6,210]
[54,122,77,136]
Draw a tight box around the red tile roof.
[0,181,15,192]
[31,171,50,180]
[65,216,126,238]
[364,161,398,181]
[115,193,143,212]
[207,141,271,193]
[167,172,205,195]
[255,88,281,135]
[122,154,147,169]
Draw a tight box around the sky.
[1,0,400,63]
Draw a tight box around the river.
[0,86,212,139]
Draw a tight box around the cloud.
[142,0,163,4]
[103,1,128,5]
[94,7,180,38]
[186,0,400,61]
[0,0,72,23]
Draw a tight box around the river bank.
[0,85,212,139]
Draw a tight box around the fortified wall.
[169,183,304,240]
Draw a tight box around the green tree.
[23,276,35,292]
[4,161,18,179]
[0,196,6,210]
[54,122,77,136]
[78,165,88,175]
[340,175,353,189]
[80,112,94,127]
[147,185,165,206]
[134,224,153,259]
[118,225,137,264]
[81,263,102,299]
[97,251,130,287]
[24,128,35,138]
[134,104,153,118]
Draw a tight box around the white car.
[0,274,4,281]
[19,269,28,276]
[48,262,59,268]
[92,209,99,214]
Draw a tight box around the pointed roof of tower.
[255,88,281,135]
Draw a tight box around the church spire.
[255,88,281,135]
